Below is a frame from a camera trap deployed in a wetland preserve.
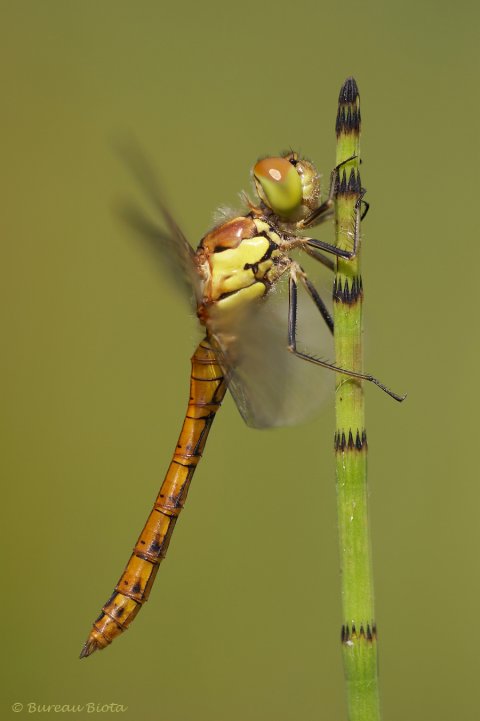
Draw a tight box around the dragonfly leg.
[281,185,366,262]
[303,246,335,272]
[293,263,334,335]
[301,188,366,261]
[299,154,358,229]
[287,266,406,402]
[360,199,370,221]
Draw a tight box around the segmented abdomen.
[80,338,226,657]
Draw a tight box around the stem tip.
[338,77,359,104]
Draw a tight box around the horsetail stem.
[333,78,381,721]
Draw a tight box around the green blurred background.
[1,1,478,719]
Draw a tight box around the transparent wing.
[116,141,201,307]
[207,269,335,429]
[116,143,334,428]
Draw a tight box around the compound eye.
[253,157,303,216]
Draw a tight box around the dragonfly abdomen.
[80,339,227,658]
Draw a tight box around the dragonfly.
[80,148,403,658]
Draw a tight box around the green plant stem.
[333,78,380,721]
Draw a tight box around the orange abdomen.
[80,338,226,657]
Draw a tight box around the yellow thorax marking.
[210,234,272,297]
[216,281,266,311]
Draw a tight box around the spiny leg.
[303,245,335,272]
[360,199,370,221]
[294,264,334,335]
[299,153,358,230]
[301,188,366,261]
[281,183,366,262]
[287,266,405,402]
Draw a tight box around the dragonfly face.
[252,152,321,226]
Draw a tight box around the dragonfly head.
[252,152,320,223]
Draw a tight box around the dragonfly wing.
[207,274,334,429]
[117,142,202,306]
[120,202,201,306]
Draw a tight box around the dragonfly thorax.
[196,216,286,322]
[252,151,320,226]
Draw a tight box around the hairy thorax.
[195,216,288,324]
